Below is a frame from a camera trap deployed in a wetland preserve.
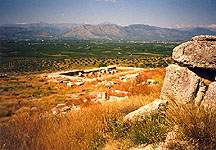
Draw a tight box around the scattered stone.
[0,74,9,78]
[96,92,107,100]
[97,73,102,77]
[126,73,139,79]
[124,99,168,123]
[141,81,146,85]
[67,82,74,87]
[107,83,112,89]
[109,81,117,85]
[102,92,107,100]
[51,107,59,115]
[96,99,107,103]
[101,70,106,74]
[88,72,94,76]
[160,64,200,104]
[146,79,156,85]
[172,35,216,70]
[74,82,84,86]
[71,104,80,111]
[56,103,65,107]
[30,107,37,111]
[114,90,129,94]
[109,96,124,101]
[78,72,83,77]
[61,106,71,112]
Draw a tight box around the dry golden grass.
[0,68,165,149]
[166,101,216,149]
[0,94,157,150]
[1,67,215,150]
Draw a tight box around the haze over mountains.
[1,22,216,41]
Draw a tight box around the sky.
[0,0,216,28]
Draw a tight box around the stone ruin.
[125,35,216,149]
[60,66,117,77]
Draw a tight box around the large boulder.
[160,64,200,104]
[202,82,216,108]
[172,35,216,70]
[123,99,168,123]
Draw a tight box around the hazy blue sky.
[0,0,216,28]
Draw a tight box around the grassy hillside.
[0,68,215,150]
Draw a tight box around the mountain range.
[1,22,216,41]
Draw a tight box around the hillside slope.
[62,24,216,41]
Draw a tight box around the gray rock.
[67,82,74,87]
[74,82,84,86]
[172,35,216,70]
[147,79,156,85]
[202,82,216,108]
[78,72,83,77]
[123,99,168,123]
[160,64,200,104]
[192,35,216,41]
[61,106,71,112]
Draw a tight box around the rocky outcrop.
[161,35,216,107]
[126,35,215,150]
[123,99,168,123]
[172,35,216,70]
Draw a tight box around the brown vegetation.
[0,68,215,150]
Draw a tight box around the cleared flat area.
[0,66,166,124]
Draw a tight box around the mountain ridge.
[62,24,216,41]
[1,23,216,41]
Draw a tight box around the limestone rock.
[67,82,74,87]
[192,35,216,41]
[123,99,168,123]
[172,35,216,70]
[160,64,200,104]
[202,82,216,108]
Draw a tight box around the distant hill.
[62,24,216,41]
[62,24,127,40]
[1,23,216,41]
[0,27,52,39]
[2,22,82,35]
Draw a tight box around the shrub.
[98,63,107,67]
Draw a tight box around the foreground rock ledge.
[123,99,168,123]
[172,35,216,70]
